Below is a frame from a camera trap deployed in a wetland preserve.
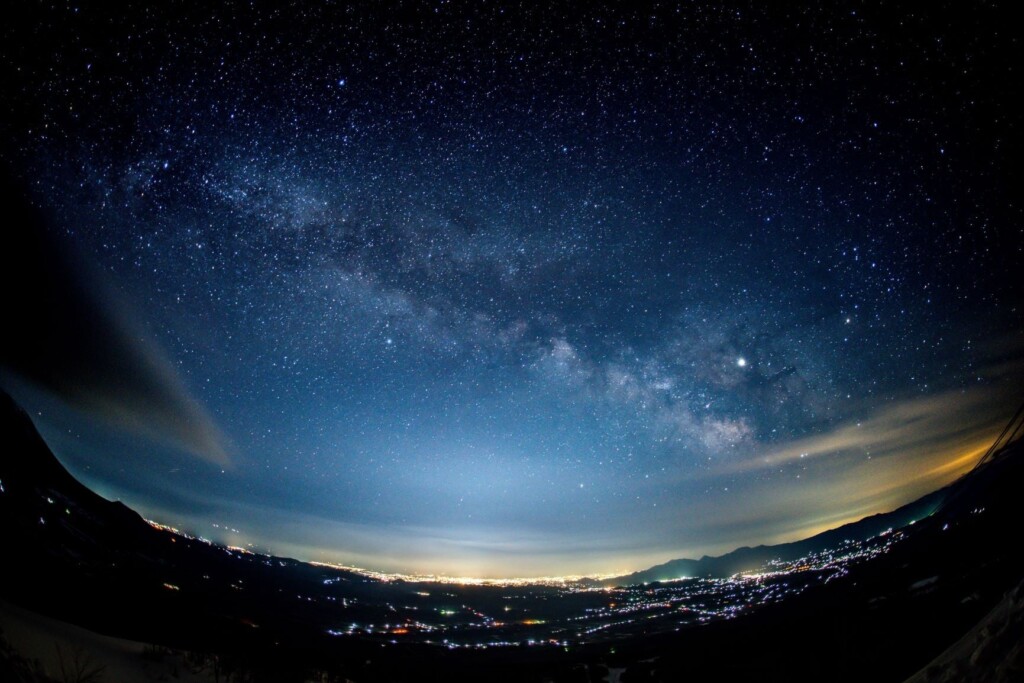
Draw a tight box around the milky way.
[2,2,1021,576]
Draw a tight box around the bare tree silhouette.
[53,643,105,683]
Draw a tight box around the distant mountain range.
[606,488,947,586]
[607,401,1024,587]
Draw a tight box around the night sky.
[2,2,1022,577]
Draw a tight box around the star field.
[2,1,1021,576]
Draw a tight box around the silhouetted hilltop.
[607,488,947,585]
[0,389,157,563]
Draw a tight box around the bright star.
[737,357,747,367]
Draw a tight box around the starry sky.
[1,1,1022,578]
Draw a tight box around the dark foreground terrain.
[2,391,1023,682]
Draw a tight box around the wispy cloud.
[718,387,1009,476]
[1,184,231,465]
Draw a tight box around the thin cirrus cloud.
[716,386,1009,477]
[0,176,231,466]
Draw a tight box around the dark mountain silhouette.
[0,388,157,557]
[607,399,1024,588]
[607,489,946,585]
[0,388,375,654]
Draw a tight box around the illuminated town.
[146,518,907,649]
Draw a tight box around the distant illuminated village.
[145,519,907,649]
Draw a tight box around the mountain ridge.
[606,488,947,586]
